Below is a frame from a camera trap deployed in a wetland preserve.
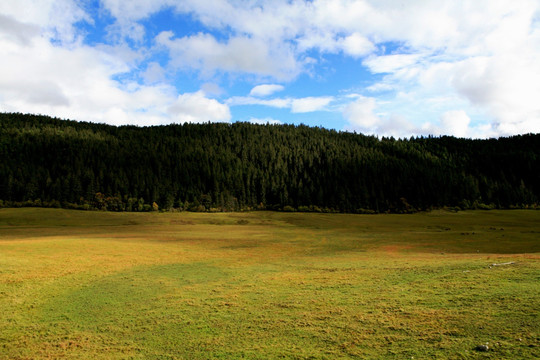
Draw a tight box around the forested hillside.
[1,112,539,213]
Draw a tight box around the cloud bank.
[0,0,539,137]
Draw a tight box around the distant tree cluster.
[1,113,539,213]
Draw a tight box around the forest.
[0,112,539,213]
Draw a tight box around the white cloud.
[249,84,285,97]
[339,33,375,57]
[342,96,492,138]
[355,1,540,137]
[99,0,170,42]
[439,111,471,138]
[157,31,300,80]
[227,96,291,109]
[2,0,540,137]
[450,54,540,135]
[0,3,231,127]
[168,91,231,123]
[96,0,540,136]
[343,96,379,131]
[169,0,306,43]
[363,54,423,74]
[366,82,396,93]
[100,0,169,22]
[343,102,421,139]
[228,95,333,114]
[141,62,166,84]
[100,1,381,80]
[291,97,333,113]
[0,0,90,43]
[0,14,40,46]
[200,82,224,96]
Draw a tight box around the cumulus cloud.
[200,82,224,96]
[168,91,231,123]
[439,111,471,138]
[100,0,169,21]
[227,96,291,109]
[0,0,90,43]
[0,14,40,46]
[249,84,285,97]
[228,95,333,114]
[343,96,379,131]
[342,96,490,139]
[99,0,169,42]
[339,33,375,57]
[291,97,333,113]
[450,54,540,135]
[2,0,540,136]
[141,62,166,84]
[353,1,540,137]
[342,95,476,138]
[2,40,148,125]
[171,1,538,136]
[344,109,420,138]
[156,31,300,80]
[101,1,381,80]
[363,54,423,74]
[0,3,231,127]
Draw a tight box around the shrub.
[357,208,376,214]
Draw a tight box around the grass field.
[0,208,539,359]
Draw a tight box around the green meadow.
[0,208,539,359]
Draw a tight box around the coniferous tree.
[0,112,539,212]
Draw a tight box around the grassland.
[0,208,539,359]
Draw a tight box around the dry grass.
[0,208,539,359]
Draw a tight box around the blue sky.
[1,0,539,138]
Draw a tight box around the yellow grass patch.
[1,208,539,359]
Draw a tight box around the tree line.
[1,112,539,213]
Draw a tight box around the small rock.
[475,344,489,352]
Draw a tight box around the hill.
[0,112,539,212]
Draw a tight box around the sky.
[1,0,539,138]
